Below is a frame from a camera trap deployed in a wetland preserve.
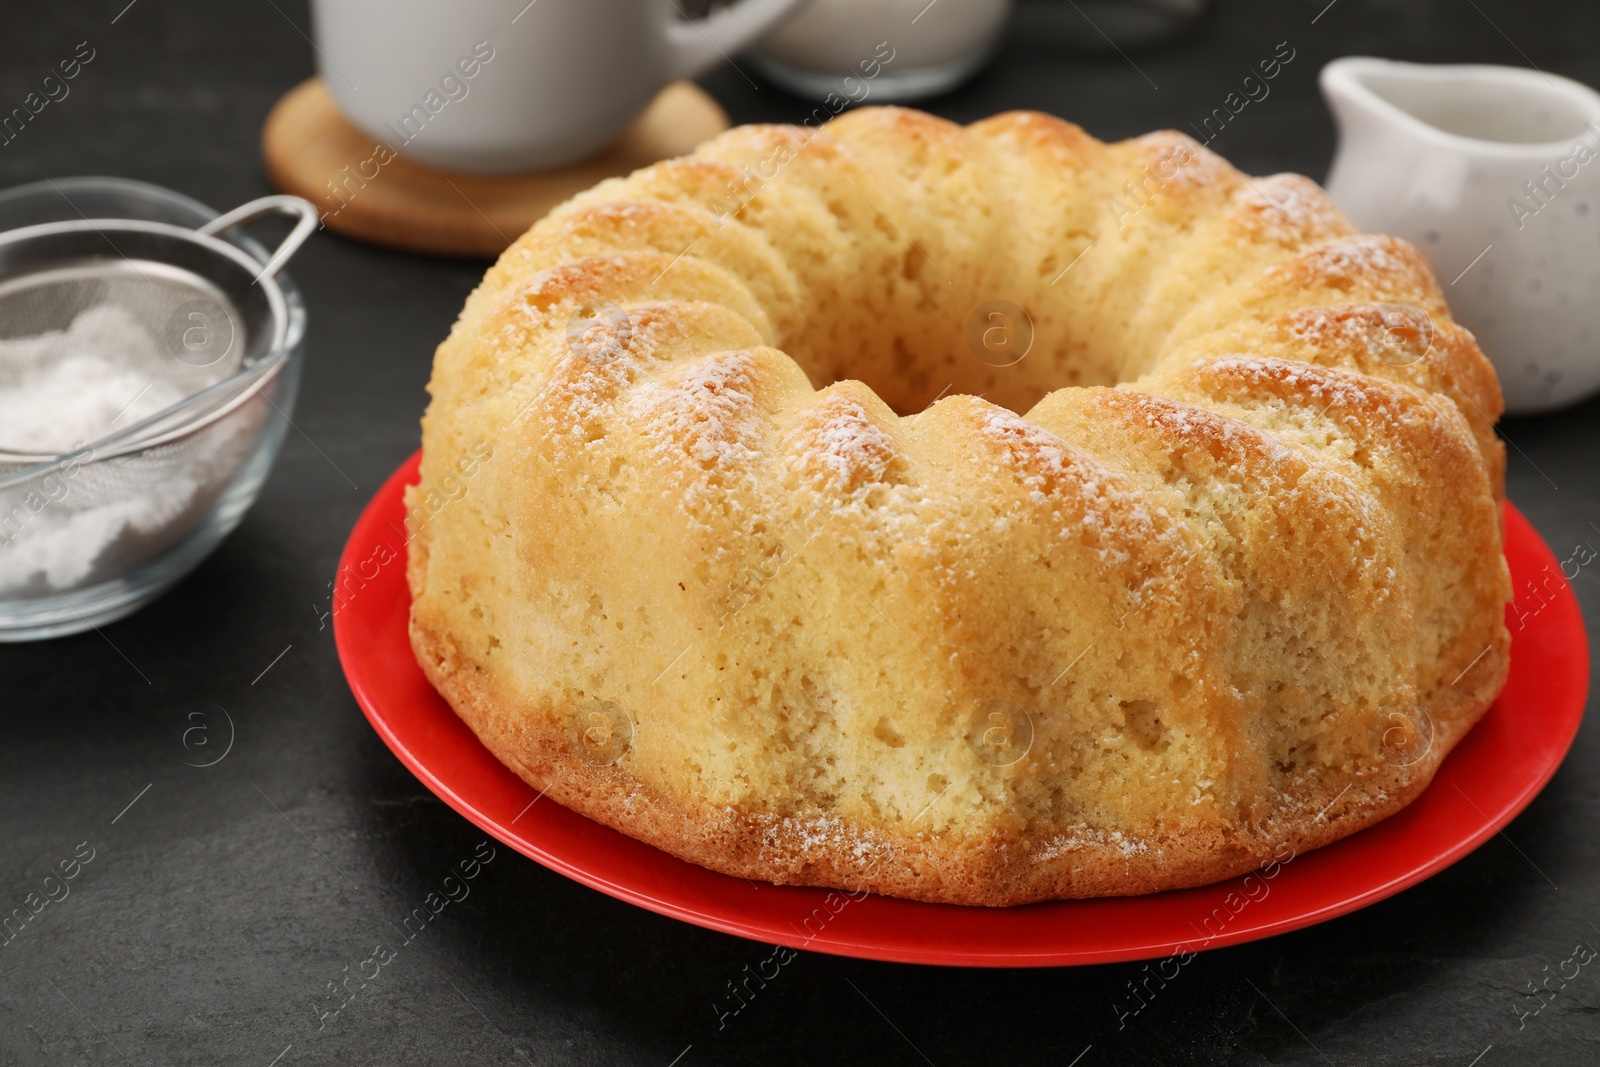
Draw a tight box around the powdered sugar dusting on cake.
[562,199,669,232]
[754,811,896,871]
[977,407,1171,564]
[1305,234,1422,283]
[1286,304,1357,348]
[1128,131,1231,191]
[1120,389,1258,455]
[1207,355,1376,413]
[1237,174,1348,244]
[626,353,767,528]
[1033,827,1152,863]
[1281,302,1435,369]
[789,395,902,493]
[629,352,762,467]
[535,304,671,442]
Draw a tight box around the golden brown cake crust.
[411,612,1506,906]
[406,107,1511,906]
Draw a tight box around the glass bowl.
[0,177,308,641]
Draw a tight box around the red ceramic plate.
[335,452,1588,967]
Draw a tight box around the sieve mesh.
[0,194,314,598]
[0,259,246,375]
[0,260,249,456]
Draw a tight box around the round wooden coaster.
[262,77,730,258]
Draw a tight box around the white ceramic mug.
[310,0,809,173]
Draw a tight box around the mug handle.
[662,0,813,82]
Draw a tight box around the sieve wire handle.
[198,194,318,282]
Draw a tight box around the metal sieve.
[0,194,317,466]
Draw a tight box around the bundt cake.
[405,107,1511,906]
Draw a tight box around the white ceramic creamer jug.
[1321,57,1600,414]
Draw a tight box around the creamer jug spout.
[1320,56,1600,413]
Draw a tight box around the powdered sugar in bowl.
[0,178,313,640]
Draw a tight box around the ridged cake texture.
[406,107,1510,905]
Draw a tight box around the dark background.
[0,0,1596,1063]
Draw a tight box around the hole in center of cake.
[778,292,1132,417]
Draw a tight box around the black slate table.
[1,1,1596,1063]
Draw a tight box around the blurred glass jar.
[749,0,1013,102]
